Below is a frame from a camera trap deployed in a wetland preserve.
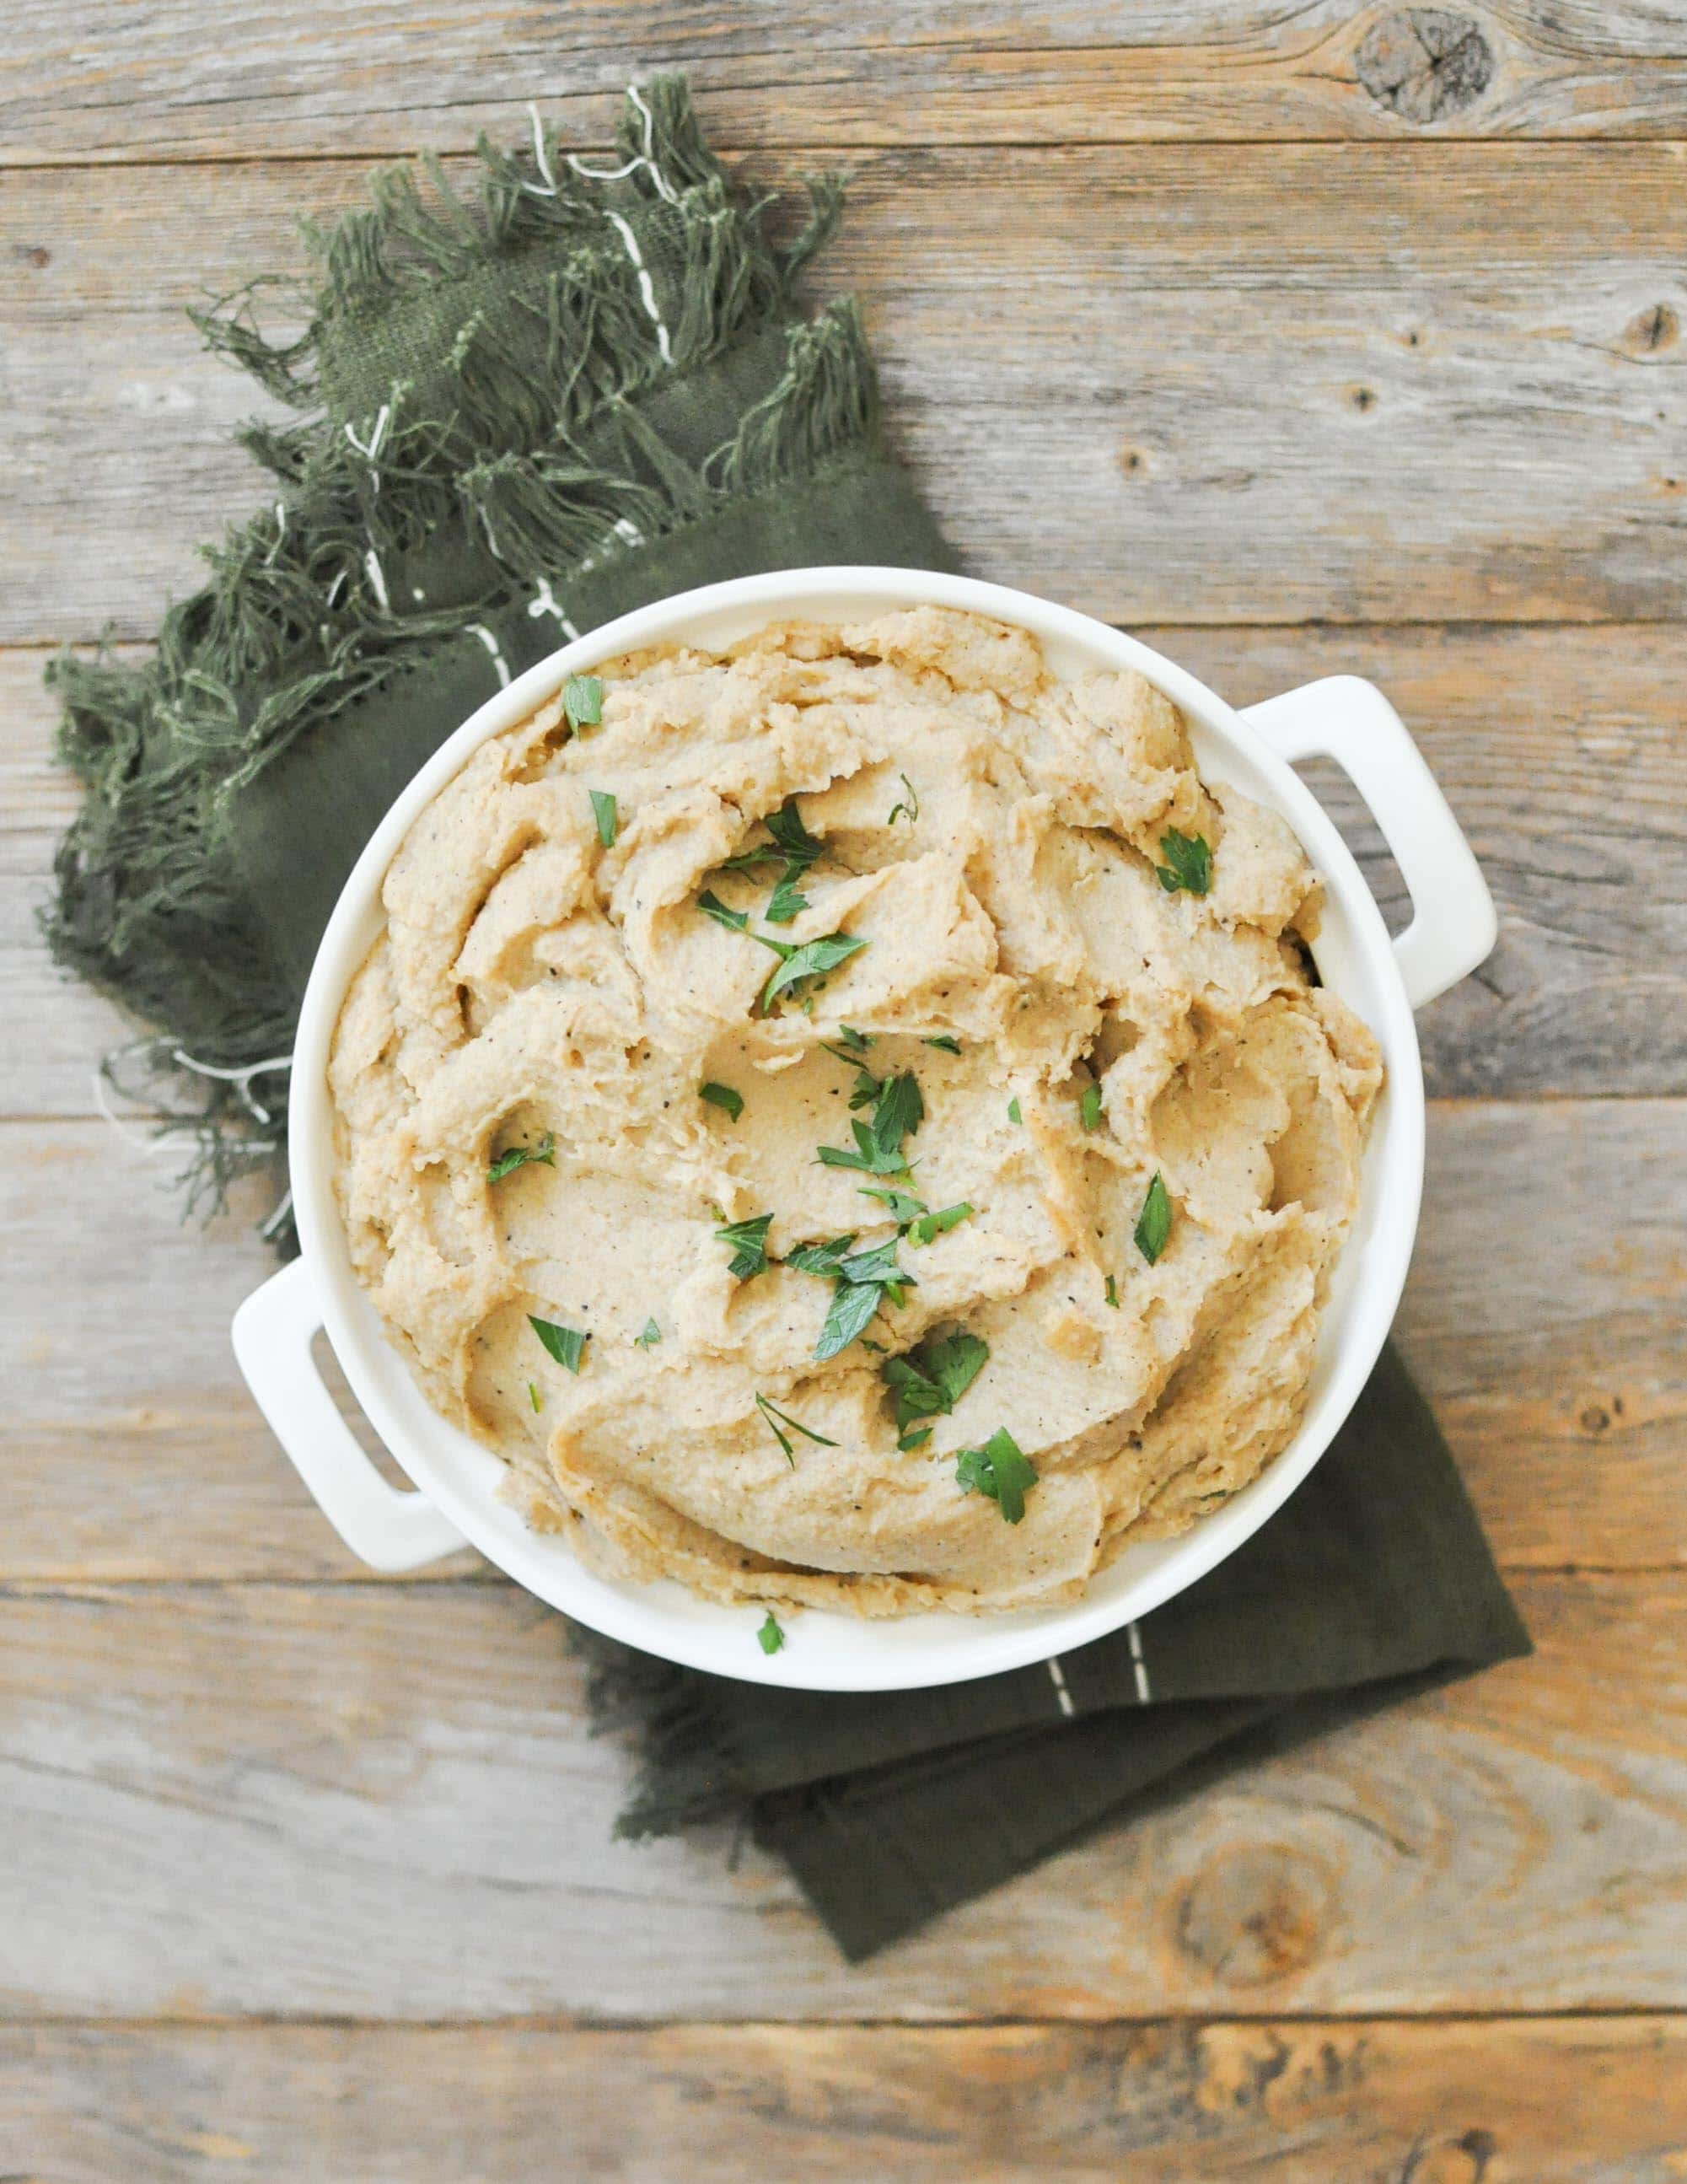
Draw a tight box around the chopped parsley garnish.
[760,931,868,1010]
[698,890,867,1010]
[924,1035,961,1055]
[1104,1272,1120,1309]
[528,1381,542,1412]
[635,1317,662,1348]
[815,1275,893,1362]
[1007,1096,1023,1126]
[563,674,603,730]
[487,1131,555,1183]
[699,1080,744,1124]
[803,1235,918,1362]
[765,872,809,924]
[757,1611,785,1655]
[589,788,617,847]
[754,1391,839,1466]
[880,1329,990,1444]
[723,799,824,874]
[723,799,823,926]
[1134,1172,1173,1265]
[910,1200,974,1247]
[818,1070,924,1175]
[819,1041,883,1109]
[697,888,749,934]
[1079,1082,1104,1132]
[713,1211,776,1279]
[858,1185,927,1224]
[528,1315,588,1373]
[784,1232,857,1277]
[954,1427,1038,1524]
[887,772,919,825]
[837,1025,874,1052]
[1154,827,1212,896]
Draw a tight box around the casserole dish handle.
[1242,675,1497,1009]
[232,1257,470,1571]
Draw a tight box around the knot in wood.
[1356,8,1496,124]
[1172,1845,1329,1983]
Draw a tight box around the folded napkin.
[46,81,1528,1957]
[585,1345,1529,1956]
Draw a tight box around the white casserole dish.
[233,567,1496,1690]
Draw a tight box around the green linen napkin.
[588,1345,1529,1958]
[44,81,1528,1958]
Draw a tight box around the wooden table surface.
[5,4,1687,2176]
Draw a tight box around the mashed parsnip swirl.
[329,608,1381,1616]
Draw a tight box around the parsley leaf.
[755,1391,839,1466]
[488,1131,555,1183]
[1104,1273,1120,1310]
[1007,1096,1023,1126]
[529,1315,588,1373]
[814,1274,890,1362]
[1079,1082,1104,1132]
[909,1200,973,1246]
[699,1081,744,1124]
[887,772,919,825]
[765,873,809,924]
[924,1035,961,1055]
[835,1238,912,1289]
[1154,828,1212,896]
[760,930,868,1010]
[898,1426,933,1450]
[589,789,617,847]
[817,1069,924,1174]
[819,1041,883,1108]
[871,1071,925,1153]
[563,674,603,729]
[635,1318,662,1348]
[784,1233,858,1278]
[1134,1172,1173,1265]
[697,889,749,934]
[714,1211,775,1279]
[723,800,824,927]
[757,1611,785,1655]
[954,1426,1038,1524]
[764,799,823,863]
[880,1329,990,1438]
[528,1381,542,1412]
[818,1116,910,1176]
[857,1185,927,1224]
[838,1025,874,1052]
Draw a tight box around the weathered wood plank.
[10,2,1687,164]
[2,1107,1681,1584]
[8,617,1685,1116]
[0,1570,1679,2019]
[7,2016,1687,2181]
[7,148,1687,637]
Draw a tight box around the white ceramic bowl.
[234,568,1496,1691]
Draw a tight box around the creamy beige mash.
[329,608,1381,1616]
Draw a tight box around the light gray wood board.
[2,1096,1683,1584]
[9,2,1687,164]
[9,621,1687,1115]
[0,1568,1679,2020]
[6,2016,1687,2182]
[7,148,1687,637]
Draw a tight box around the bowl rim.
[290,565,1425,1690]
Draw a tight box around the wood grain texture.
[8,146,1687,637]
[0,1568,1680,2020]
[10,2,1687,165]
[7,2017,1687,2181]
[10,609,1687,1111]
[3,1099,1684,1584]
